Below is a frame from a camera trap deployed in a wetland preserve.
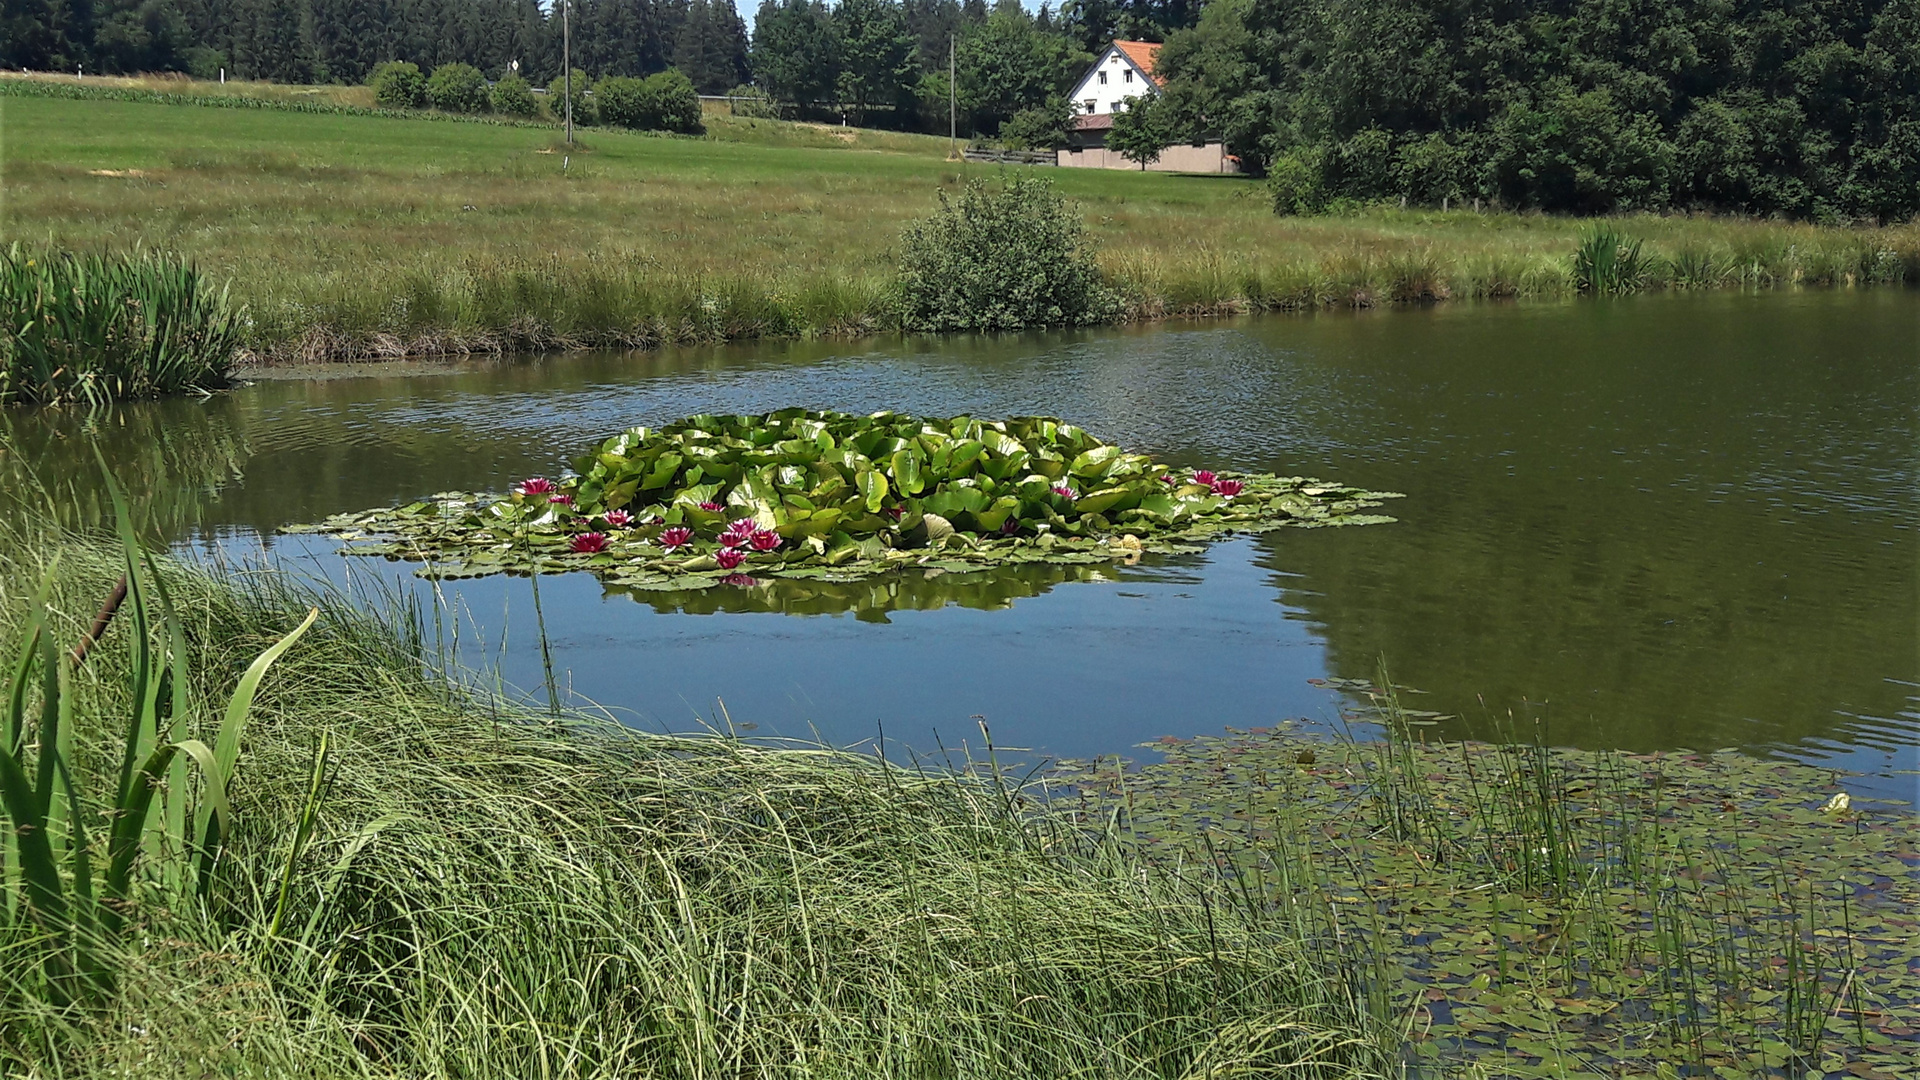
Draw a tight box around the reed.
[0,247,242,406]
[0,520,1394,1079]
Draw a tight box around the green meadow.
[4,81,1916,362]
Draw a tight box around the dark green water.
[5,290,1915,798]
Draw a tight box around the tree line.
[1114,0,1920,221]
[1,0,754,94]
[0,0,1199,133]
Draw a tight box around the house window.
[1097,71,1107,85]
[1111,102,1123,112]
[1083,99,1095,113]
[1123,69,1133,83]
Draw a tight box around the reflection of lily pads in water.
[1045,702,1920,1079]
[284,410,1400,588]
[605,555,1187,620]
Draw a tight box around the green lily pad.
[284,410,1402,589]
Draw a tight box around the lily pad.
[284,410,1402,588]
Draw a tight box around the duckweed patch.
[285,409,1400,588]
[1045,685,1920,1079]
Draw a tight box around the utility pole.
[563,0,573,146]
[947,34,956,160]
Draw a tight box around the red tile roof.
[1071,113,1116,131]
[1114,40,1166,86]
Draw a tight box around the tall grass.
[0,246,242,406]
[0,521,1394,1079]
[1571,227,1650,294]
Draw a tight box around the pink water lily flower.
[698,501,725,512]
[1191,470,1216,486]
[658,526,694,552]
[516,477,556,496]
[1161,474,1179,484]
[548,494,573,506]
[719,518,758,547]
[1052,485,1077,500]
[569,532,609,554]
[602,509,635,528]
[748,529,781,552]
[999,517,1020,535]
[715,547,746,570]
[1210,479,1244,497]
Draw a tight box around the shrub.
[592,75,649,128]
[490,72,537,117]
[644,69,704,134]
[896,176,1120,332]
[596,70,704,133]
[369,60,427,109]
[547,69,594,124]
[183,46,226,82]
[1268,144,1330,215]
[427,62,491,113]
[1000,96,1072,150]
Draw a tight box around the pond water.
[5,290,1916,801]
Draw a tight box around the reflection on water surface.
[4,290,1915,798]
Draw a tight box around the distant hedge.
[0,77,547,128]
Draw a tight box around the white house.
[1057,40,1239,174]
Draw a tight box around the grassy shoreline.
[4,87,1917,368]
[0,523,1398,1079]
[4,516,1911,1077]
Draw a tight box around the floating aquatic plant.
[286,410,1401,591]
[1045,681,1920,1080]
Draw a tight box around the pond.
[5,288,1916,802]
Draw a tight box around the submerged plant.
[287,410,1401,592]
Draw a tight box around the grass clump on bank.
[0,246,241,406]
[0,518,1396,1079]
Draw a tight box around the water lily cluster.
[287,410,1401,591]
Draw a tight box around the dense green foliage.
[897,176,1120,331]
[424,61,490,113]
[594,69,705,132]
[547,68,596,124]
[0,0,750,92]
[0,247,241,406]
[1139,0,1920,220]
[747,1,1177,132]
[488,71,537,116]
[368,59,427,108]
[998,95,1073,148]
[0,528,1394,1079]
[295,408,1397,589]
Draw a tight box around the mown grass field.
[3,81,1916,361]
